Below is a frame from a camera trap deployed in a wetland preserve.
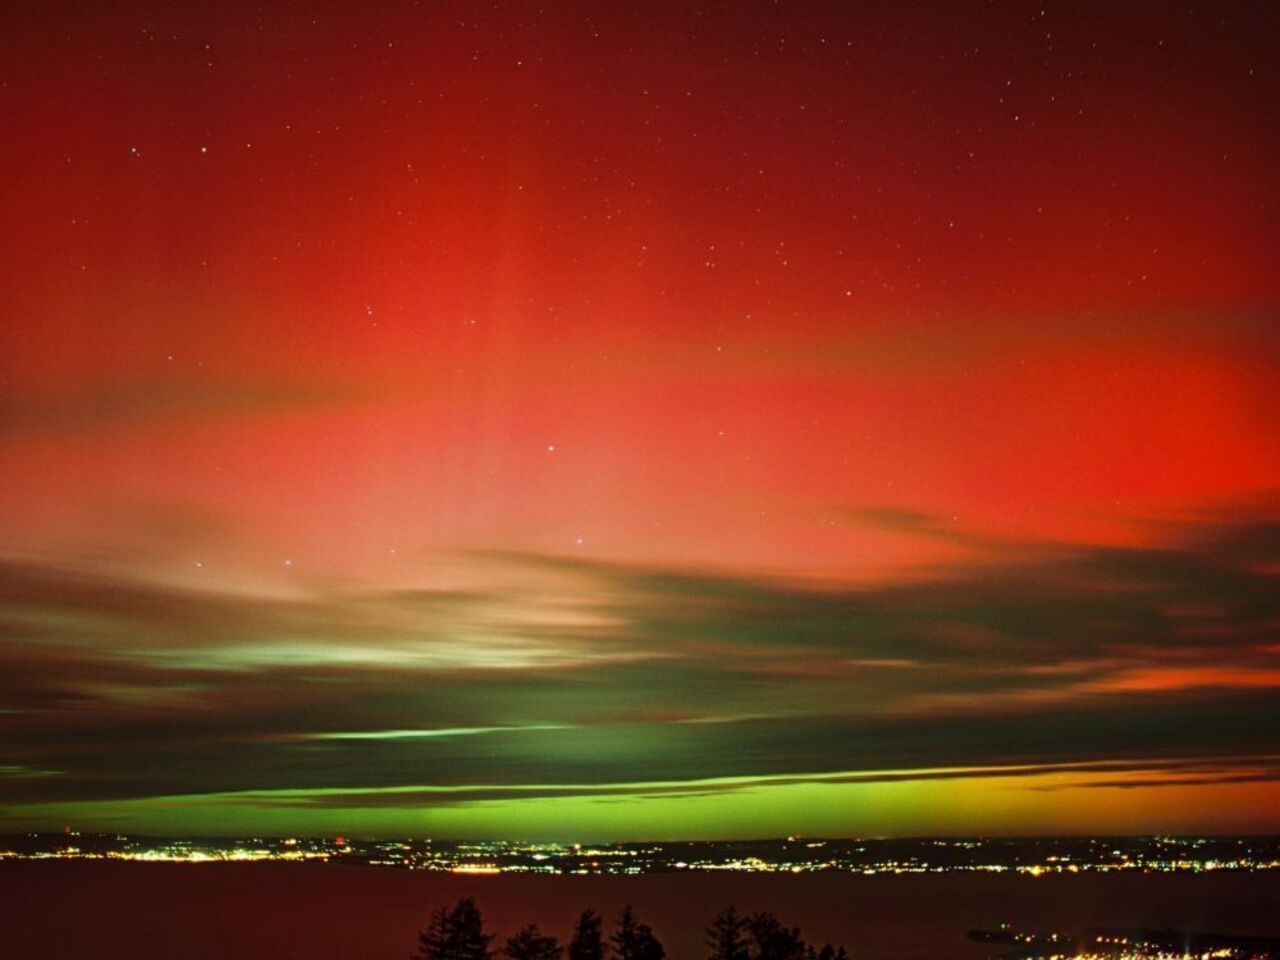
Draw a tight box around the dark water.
[3,862,1278,959]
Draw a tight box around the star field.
[0,0,1277,837]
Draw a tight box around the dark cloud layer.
[1,511,1278,812]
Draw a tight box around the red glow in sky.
[3,1,1276,582]
[0,1,1278,837]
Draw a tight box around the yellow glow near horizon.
[5,761,1278,840]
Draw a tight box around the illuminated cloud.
[1,510,1277,833]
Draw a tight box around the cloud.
[303,725,576,741]
[707,310,1280,381]
[50,754,1280,812]
[0,510,1278,814]
[0,376,361,437]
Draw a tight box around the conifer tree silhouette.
[611,906,665,960]
[413,897,494,960]
[569,909,605,960]
[706,906,751,960]
[504,924,563,960]
[745,912,806,960]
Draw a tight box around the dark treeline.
[412,898,850,960]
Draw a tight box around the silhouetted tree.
[569,909,605,960]
[746,912,806,960]
[805,944,847,960]
[505,924,563,960]
[416,906,452,960]
[414,896,494,960]
[706,906,751,960]
[611,905,665,960]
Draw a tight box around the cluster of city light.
[1002,952,1242,959]
[971,924,1279,960]
[4,834,1278,876]
[0,844,331,864]
[1075,949,1243,959]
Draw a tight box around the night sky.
[1,1,1278,839]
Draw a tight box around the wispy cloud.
[0,376,363,437]
[1,508,1278,815]
[303,725,575,741]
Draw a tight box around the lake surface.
[4,862,1279,959]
